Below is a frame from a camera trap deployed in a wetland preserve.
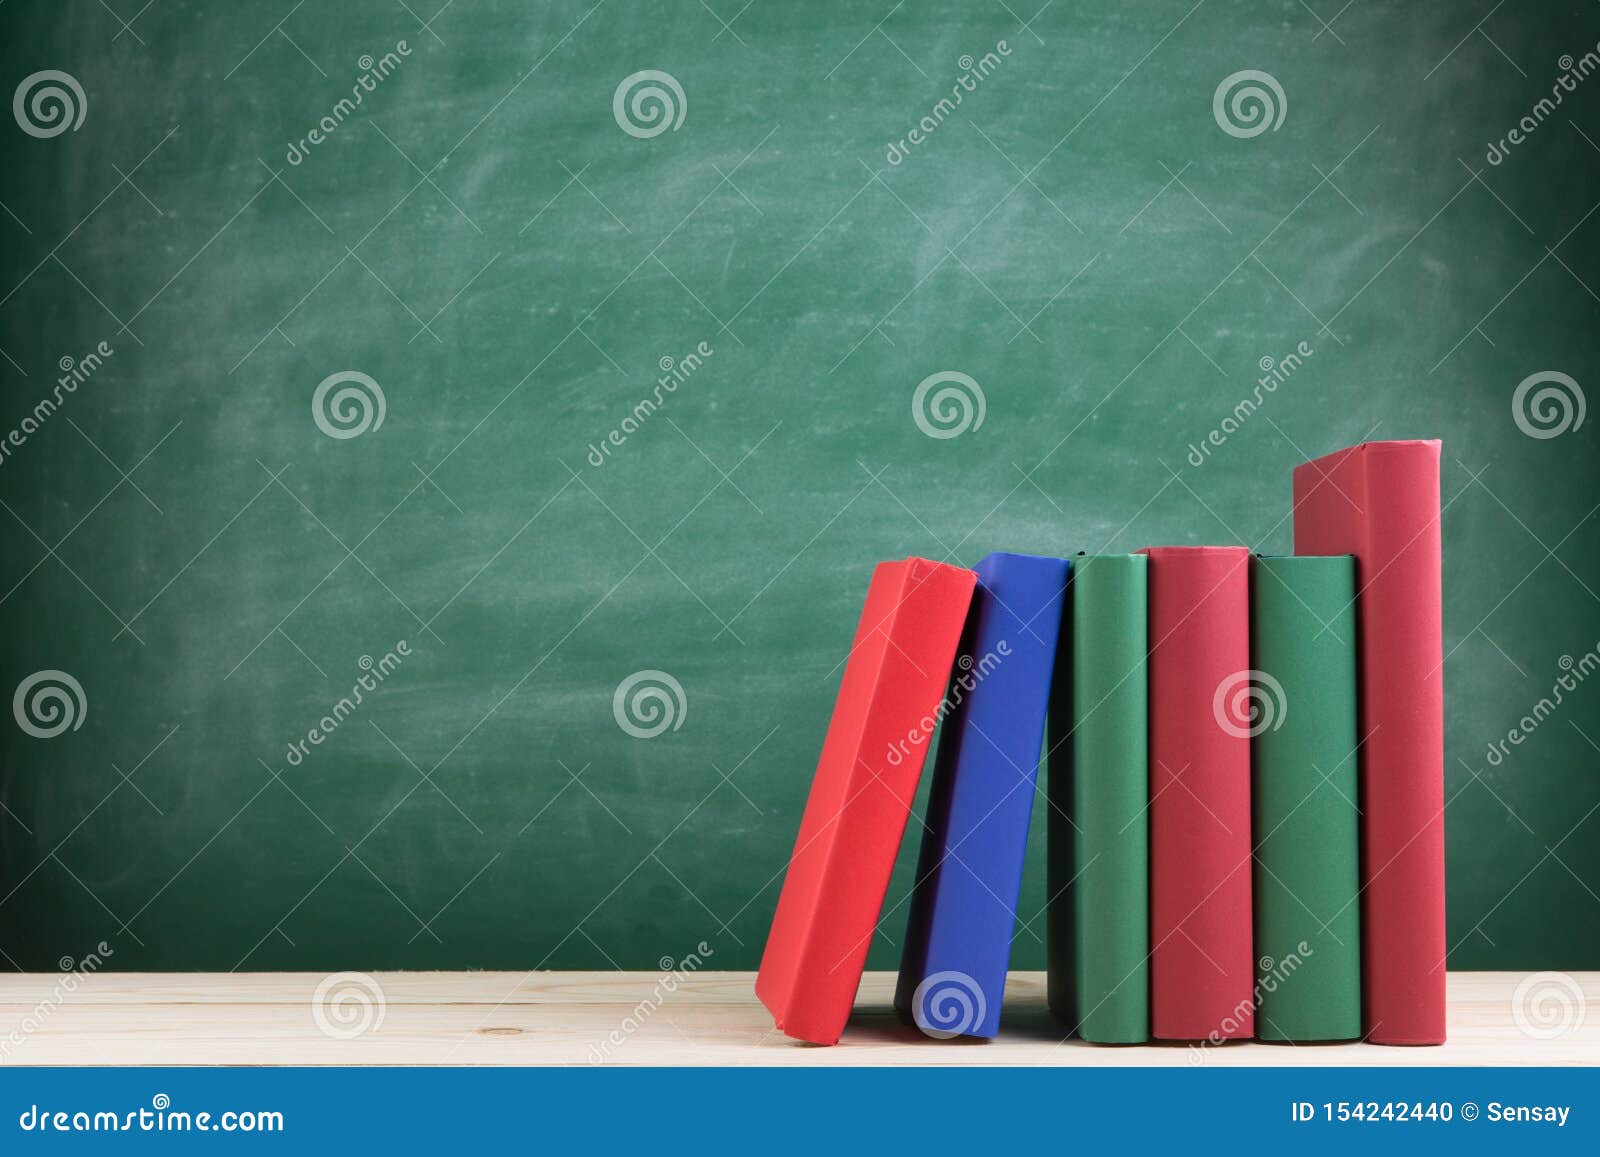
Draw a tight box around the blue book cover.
[893,551,1070,1038]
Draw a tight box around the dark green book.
[1250,554,1361,1041]
[1048,553,1148,1042]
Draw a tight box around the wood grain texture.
[2,971,1595,1066]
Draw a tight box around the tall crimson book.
[756,557,976,1045]
[1293,440,1446,1045]
[1140,545,1254,1040]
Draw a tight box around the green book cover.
[1048,553,1149,1042]
[1250,554,1362,1041]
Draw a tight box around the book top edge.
[1137,545,1249,556]
[978,550,1071,565]
[884,557,975,584]
[1255,553,1355,561]
[1295,439,1442,472]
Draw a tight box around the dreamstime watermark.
[884,41,1013,166]
[17,1096,284,1134]
[1511,971,1587,1040]
[1213,69,1286,138]
[0,341,114,470]
[0,942,112,1059]
[12,670,86,739]
[1212,669,1287,739]
[13,70,86,138]
[1187,943,1313,1062]
[613,70,685,138]
[285,42,412,165]
[885,641,1010,766]
[613,670,687,738]
[1511,371,1584,439]
[1186,341,1314,467]
[910,970,986,1039]
[912,370,986,439]
[1484,644,1598,767]
[311,971,387,1040]
[313,370,386,439]
[283,643,410,766]
[1486,45,1600,165]
[587,942,713,1062]
[587,341,713,467]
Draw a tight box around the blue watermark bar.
[2,1067,1594,1152]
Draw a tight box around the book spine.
[895,552,1069,1039]
[1250,555,1361,1041]
[1057,554,1149,1042]
[756,558,976,1045]
[1293,442,1446,1045]
[1143,546,1254,1040]
[1046,606,1075,1021]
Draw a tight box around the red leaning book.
[1140,546,1254,1040]
[756,557,976,1045]
[1294,440,1446,1045]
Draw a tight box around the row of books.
[757,440,1446,1046]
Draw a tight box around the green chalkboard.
[2,0,1597,974]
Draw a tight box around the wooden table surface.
[1,971,1593,1066]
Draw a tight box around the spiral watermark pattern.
[312,370,386,440]
[13,70,87,138]
[13,670,87,738]
[912,370,986,439]
[612,669,687,738]
[1512,971,1587,1039]
[1213,69,1286,138]
[1512,370,1585,439]
[612,70,686,138]
[1212,669,1287,739]
[911,970,986,1039]
[311,971,387,1040]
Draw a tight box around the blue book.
[893,551,1070,1038]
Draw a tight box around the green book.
[1048,553,1149,1042]
[1250,554,1362,1041]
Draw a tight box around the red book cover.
[756,557,976,1045]
[1294,440,1446,1045]
[1140,546,1254,1040]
